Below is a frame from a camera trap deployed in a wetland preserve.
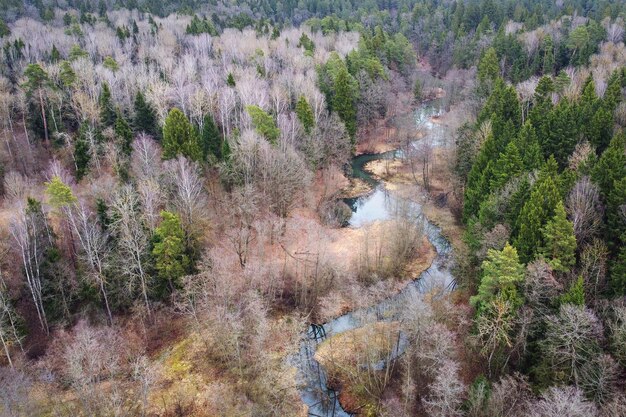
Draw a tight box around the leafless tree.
[9,202,52,334]
[526,386,598,417]
[110,185,151,315]
[542,305,604,386]
[422,359,466,417]
[132,354,161,417]
[69,202,114,324]
[567,176,604,244]
[580,354,620,404]
[0,367,32,417]
[164,156,208,239]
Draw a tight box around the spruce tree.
[592,134,626,197]
[477,47,499,93]
[115,114,133,156]
[515,121,543,171]
[541,201,577,273]
[295,96,315,134]
[133,91,159,139]
[200,114,222,160]
[332,65,358,141]
[162,108,202,161]
[515,157,562,263]
[226,72,236,87]
[99,82,116,128]
[74,123,91,180]
[490,141,523,190]
[152,211,189,294]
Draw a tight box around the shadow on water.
[291,101,454,417]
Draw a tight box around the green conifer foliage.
[246,105,280,144]
[152,211,189,294]
[541,201,577,272]
[295,96,315,134]
[133,91,159,139]
[162,108,202,161]
[515,157,562,263]
[470,243,525,312]
[99,82,116,128]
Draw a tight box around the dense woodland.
[0,0,625,416]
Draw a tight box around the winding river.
[291,103,456,417]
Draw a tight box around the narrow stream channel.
[291,102,455,417]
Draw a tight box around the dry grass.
[315,322,401,415]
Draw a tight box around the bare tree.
[542,305,604,386]
[567,176,604,244]
[422,359,466,417]
[9,202,52,334]
[164,156,208,239]
[110,185,151,315]
[526,386,598,417]
[69,202,114,324]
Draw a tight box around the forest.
[0,0,625,416]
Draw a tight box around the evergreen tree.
[74,123,91,180]
[152,211,189,294]
[23,63,51,145]
[99,82,116,128]
[50,44,61,62]
[542,35,554,75]
[477,47,499,93]
[332,65,358,141]
[611,234,626,295]
[200,114,222,160]
[541,100,578,168]
[295,96,315,134]
[115,114,133,156]
[162,108,202,161]
[226,72,236,87]
[541,201,577,273]
[45,176,77,209]
[559,276,585,307]
[246,105,280,144]
[490,141,523,190]
[0,18,10,38]
[133,91,159,139]
[470,243,525,312]
[592,134,626,197]
[515,157,562,263]
[515,121,543,170]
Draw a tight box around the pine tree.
[115,114,133,156]
[332,65,358,141]
[515,157,562,263]
[45,176,77,209]
[295,96,315,134]
[152,211,189,294]
[200,114,222,160]
[470,243,525,312]
[162,108,202,161]
[541,201,577,273]
[246,105,280,144]
[23,64,51,145]
[99,82,116,128]
[133,91,159,139]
